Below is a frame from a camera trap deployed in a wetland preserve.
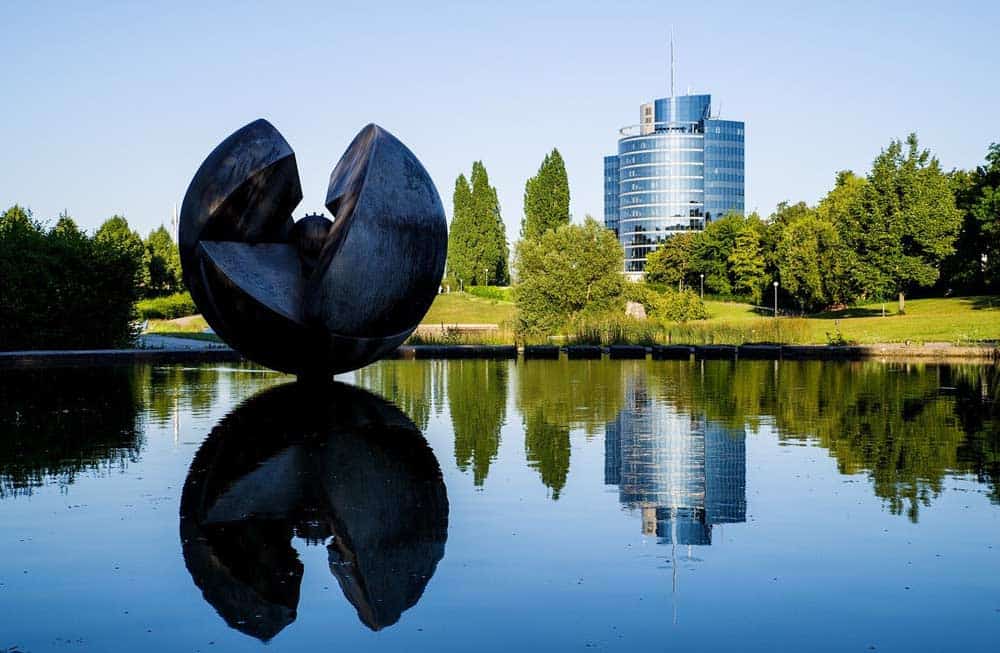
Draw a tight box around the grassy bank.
[802,296,999,343]
[141,294,1000,346]
[421,291,515,325]
[143,315,219,342]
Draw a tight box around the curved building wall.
[617,131,706,273]
[604,93,744,276]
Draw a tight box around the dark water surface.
[1,359,998,652]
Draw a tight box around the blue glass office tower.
[604,93,744,277]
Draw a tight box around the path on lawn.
[138,334,228,350]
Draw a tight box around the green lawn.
[421,291,516,325]
[798,296,1000,344]
[141,295,1000,345]
[697,296,1000,344]
[145,314,210,333]
[705,300,762,322]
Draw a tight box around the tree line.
[648,135,1000,314]
[447,134,1000,334]
[0,205,184,349]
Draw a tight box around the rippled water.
[1,359,998,651]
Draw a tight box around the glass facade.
[604,93,744,277]
[603,155,619,236]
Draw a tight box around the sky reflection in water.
[0,359,998,652]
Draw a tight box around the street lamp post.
[700,273,704,299]
[773,281,779,317]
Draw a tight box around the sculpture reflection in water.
[179,382,448,640]
[604,370,747,546]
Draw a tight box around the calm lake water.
[1,359,998,652]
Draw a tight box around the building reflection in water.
[179,381,448,640]
[605,372,746,546]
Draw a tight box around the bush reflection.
[0,366,143,497]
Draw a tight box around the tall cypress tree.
[446,174,474,286]
[522,148,570,240]
[446,164,509,288]
[469,161,509,285]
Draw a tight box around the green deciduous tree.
[522,148,570,240]
[144,225,182,297]
[728,226,767,303]
[513,217,624,335]
[833,134,961,312]
[644,232,694,288]
[686,212,765,298]
[776,211,850,312]
[95,215,148,290]
[940,143,1000,293]
[446,174,474,287]
[471,161,510,285]
[762,201,813,282]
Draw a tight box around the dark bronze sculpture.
[179,382,449,639]
[180,120,447,376]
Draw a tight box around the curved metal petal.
[310,124,447,340]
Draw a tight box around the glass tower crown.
[604,93,745,277]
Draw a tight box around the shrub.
[0,206,143,350]
[622,281,658,314]
[136,291,197,320]
[467,285,513,302]
[620,284,708,323]
[658,289,710,322]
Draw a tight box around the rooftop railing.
[619,121,703,138]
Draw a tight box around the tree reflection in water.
[517,359,626,499]
[356,359,998,518]
[0,366,143,497]
[646,360,1000,521]
[448,359,508,487]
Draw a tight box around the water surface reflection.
[0,360,998,652]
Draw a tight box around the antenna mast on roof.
[171,203,178,242]
[670,27,675,97]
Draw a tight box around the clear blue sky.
[2,0,998,242]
